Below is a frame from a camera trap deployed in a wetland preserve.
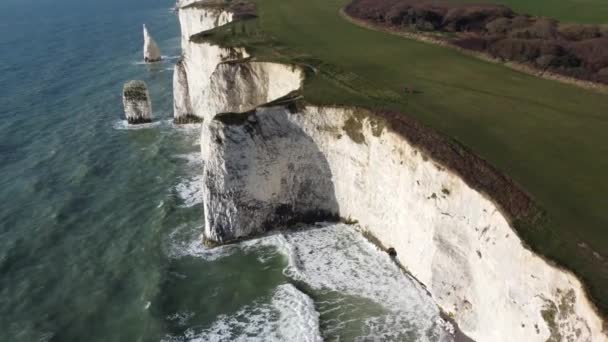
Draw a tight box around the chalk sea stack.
[143,24,161,63]
[123,80,152,124]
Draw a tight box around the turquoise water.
[0,0,451,340]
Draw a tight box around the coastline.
[175,1,608,339]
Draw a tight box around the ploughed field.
[204,0,608,315]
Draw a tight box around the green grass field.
[450,0,608,24]
[204,0,608,313]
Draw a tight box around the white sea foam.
[175,175,203,207]
[162,284,322,342]
[169,223,454,341]
[278,225,453,341]
[170,122,202,146]
[174,152,202,167]
[170,121,202,131]
[167,311,195,327]
[132,55,180,66]
[165,224,236,261]
[112,119,162,130]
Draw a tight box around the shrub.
[453,36,490,51]
[443,5,514,32]
[509,18,557,39]
[536,54,557,69]
[570,37,608,70]
[558,24,601,41]
[488,39,542,62]
[486,17,512,34]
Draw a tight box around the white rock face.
[143,24,161,63]
[201,62,303,119]
[173,5,251,122]
[202,108,338,241]
[175,0,199,9]
[173,59,196,123]
[177,5,233,49]
[174,4,607,341]
[122,80,152,124]
[201,105,607,342]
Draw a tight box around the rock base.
[173,114,203,124]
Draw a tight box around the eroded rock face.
[201,61,302,120]
[143,24,161,63]
[201,108,339,243]
[122,80,152,124]
[173,3,607,341]
[173,5,296,123]
[173,59,198,123]
[173,5,241,122]
[201,104,607,342]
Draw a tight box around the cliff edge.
[172,2,608,341]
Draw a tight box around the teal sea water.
[0,0,451,341]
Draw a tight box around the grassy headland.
[197,0,608,315]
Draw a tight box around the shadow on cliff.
[206,104,341,242]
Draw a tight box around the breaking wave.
[167,223,455,341]
[112,119,162,130]
[162,284,322,342]
[174,175,203,207]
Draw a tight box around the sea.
[0,0,452,340]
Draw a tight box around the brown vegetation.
[345,0,608,84]
[373,108,538,225]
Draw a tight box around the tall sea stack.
[143,24,161,63]
[123,80,152,124]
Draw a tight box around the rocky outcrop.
[173,59,198,123]
[173,3,607,341]
[173,4,292,123]
[172,4,247,122]
[143,24,161,63]
[201,102,607,342]
[123,80,152,124]
[200,61,302,120]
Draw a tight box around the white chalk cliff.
[173,4,248,122]
[143,24,161,63]
[174,3,608,341]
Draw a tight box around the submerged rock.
[122,80,152,124]
[143,24,161,63]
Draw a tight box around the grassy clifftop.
[198,0,608,315]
